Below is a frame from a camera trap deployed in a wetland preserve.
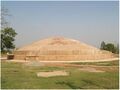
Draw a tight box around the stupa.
[14,37,115,61]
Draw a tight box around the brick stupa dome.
[14,37,115,61]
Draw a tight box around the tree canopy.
[100,41,119,54]
[1,7,17,53]
[1,27,17,53]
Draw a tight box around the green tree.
[115,44,119,54]
[104,43,116,53]
[100,41,106,50]
[1,7,17,53]
[1,27,17,52]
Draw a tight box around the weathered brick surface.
[14,37,116,61]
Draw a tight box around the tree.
[115,44,119,54]
[1,7,10,29]
[100,41,119,54]
[104,43,116,53]
[1,7,17,53]
[1,27,17,52]
[100,41,106,50]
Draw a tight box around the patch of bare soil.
[37,70,69,77]
[24,61,45,66]
[78,67,105,72]
[45,63,118,72]
[5,60,29,63]
[93,66,119,72]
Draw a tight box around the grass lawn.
[1,60,119,89]
[70,60,119,66]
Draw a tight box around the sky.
[2,1,119,48]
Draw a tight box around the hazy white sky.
[2,1,119,48]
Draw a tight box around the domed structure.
[14,37,115,61]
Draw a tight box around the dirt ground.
[37,70,69,77]
[78,67,105,72]
[4,57,118,63]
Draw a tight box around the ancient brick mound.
[14,37,116,61]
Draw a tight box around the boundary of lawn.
[4,58,119,63]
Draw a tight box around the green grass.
[71,60,119,66]
[1,61,119,89]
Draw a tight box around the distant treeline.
[100,41,119,54]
